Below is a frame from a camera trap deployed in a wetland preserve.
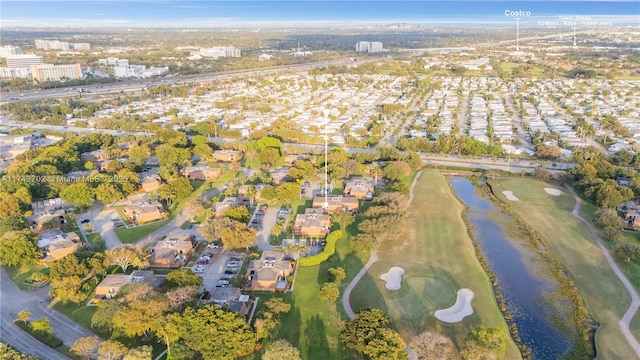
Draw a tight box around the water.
[450,177,572,359]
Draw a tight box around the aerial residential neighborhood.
[1,1,640,360]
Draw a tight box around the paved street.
[0,268,95,359]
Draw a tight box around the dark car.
[187,224,193,229]
[80,219,90,224]
[224,270,236,275]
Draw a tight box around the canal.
[450,177,574,359]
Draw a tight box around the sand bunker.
[544,188,562,196]
[502,191,519,201]
[434,289,475,323]
[379,267,405,291]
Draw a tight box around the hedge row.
[299,230,343,267]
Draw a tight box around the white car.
[207,243,220,249]
[193,265,206,273]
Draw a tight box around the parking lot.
[193,249,246,292]
[77,204,123,249]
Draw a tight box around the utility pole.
[515,18,521,52]
[323,122,329,213]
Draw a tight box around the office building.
[6,54,43,68]
[30,63,82,82]
[99,58,129,67]
[355,41,383,53]
[0,45,21,58]
[115,65,145,78]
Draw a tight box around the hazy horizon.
[1,1,638,28]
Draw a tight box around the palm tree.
[246,185,257,207]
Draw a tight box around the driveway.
[0,268,95,359]
[196,251,245,293]
[254,208,278,251]
[79,202,122,250]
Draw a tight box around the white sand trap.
[544,188,562,196]
[502,191,519,201]
[379,267,405,291]
[434,289,475,323]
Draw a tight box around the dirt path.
[567,186,640,357]
[341,170,423,360]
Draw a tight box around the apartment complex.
[355,41,383,53]
[0,45,21,58]
[0,67,30,79]
[99,58,129,67]
[30,63,82,82]
[35,39,91,51]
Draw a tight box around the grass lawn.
[85,233,106,251]
[349,171,521,358]
[491,178,640,359]
[248,228,369,360]
[500,62,545,76]
[4,263,50,290]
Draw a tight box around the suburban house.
[37,229,81,262]
[180,165,222,181]
[80,149,110,162]
[27,198,73,233]
[312,195,359,213]
[122,199,167,225]
[343,177,375,200]
[212,149,243,162]
[92,270,156,303]
[284,154,308,167]
[139,173,163,192]
[202,287,250,315]
[147,232,194,268]
[243,251,295,292]
[293,208,332,238]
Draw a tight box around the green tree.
[382,161,411,182]
[262,340,301,360]
[113,295,169,339]
[614,243,640,262]
[17,310,31,323]
[170,305,256,359]
[71,336,101,360]
[123,346,153,360]
[276,182,301,205]
[461,326,507,360]
[0,193,22,218]
[155,144,191,167]
[259,148,280,167]
[328,267,346,285]
[341,309,407,360]
[60,182,95,208]
[168,177,194,201]
[264,297,291,319]
[105,245,147,274]
[95,183,123,207]
[318,282,340,303]
[0,230,38,266]
[30,317,53,336]
[128,145,149,166]
[166,269,203,289]
[98,339,127,360]
[594,208,624,239]
[224,206,251,223]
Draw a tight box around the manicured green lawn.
[249,231,369,360]
[491,178,639,359]
[85,233,106,251]
[4,263,50,290]
[349,171,521,358]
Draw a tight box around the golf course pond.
[450,177,574,359]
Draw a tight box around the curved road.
[0,268,95,359]
[567,186,640,357]
[341,170,423,360]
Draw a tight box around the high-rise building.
[355,41,370,52]
[6,54,43,68]
[0,45,22,58]
[30,63,82,82]
[355,41,383,53]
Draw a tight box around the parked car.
[80,218,90,224]
[187,224,193,229]
[224,269,236,275]
[258,205,268,213]
[207,243,220,249]
[193,265,206,273]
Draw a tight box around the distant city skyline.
[1,1,638,28]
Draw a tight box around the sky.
[1,1,638,28]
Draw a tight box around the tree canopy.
[341,308,407,360]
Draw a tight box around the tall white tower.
[323,122,329,212]
[515,18,521,52]
[573,27,577,47]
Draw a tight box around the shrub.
[298,230,342,267]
